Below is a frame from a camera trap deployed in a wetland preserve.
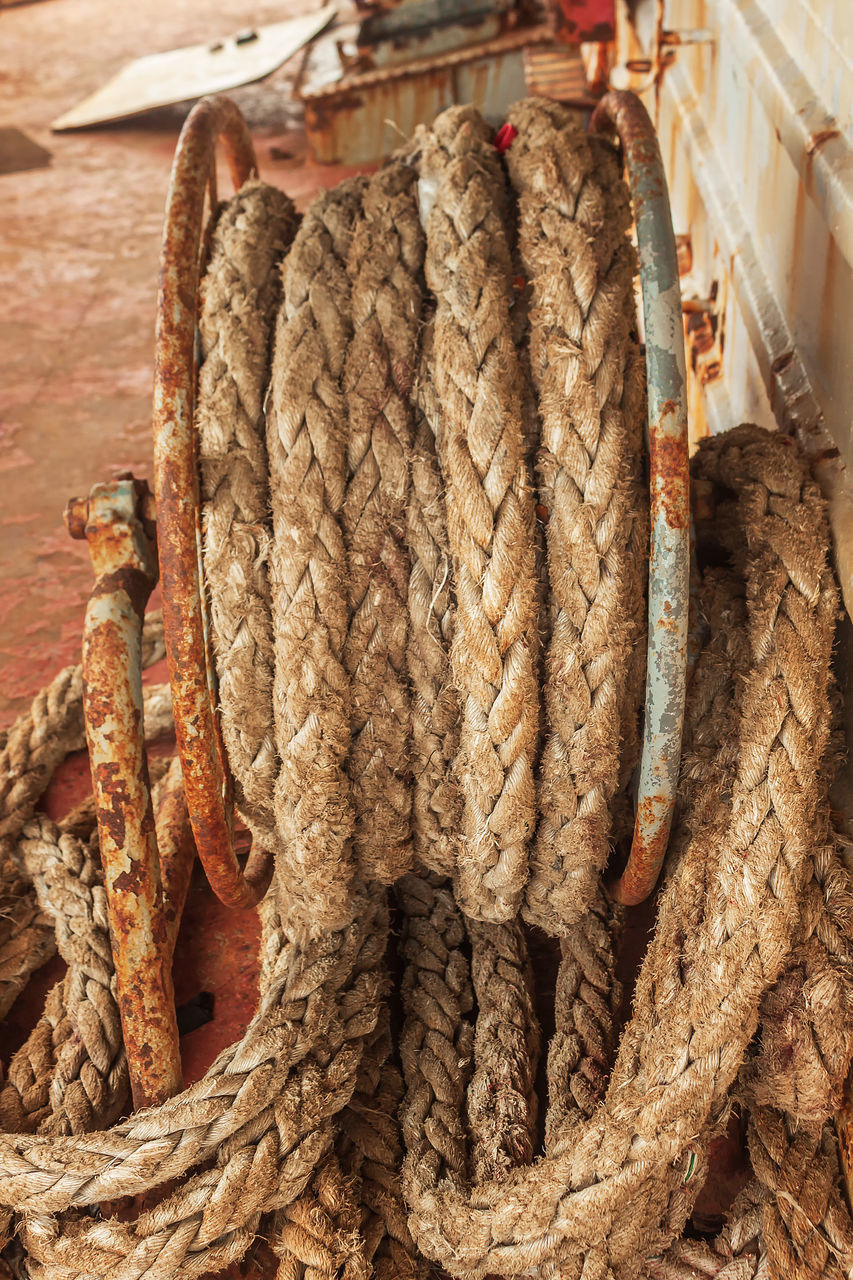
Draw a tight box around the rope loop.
[1,96,851,1280]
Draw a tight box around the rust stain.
[610,794,671,906]
[75,474,183,1111]
[650,422,689,530]
[154,98,272,911]
[806,126,841,156]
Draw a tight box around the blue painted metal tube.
[590,90,690,906]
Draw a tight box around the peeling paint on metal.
[72,476,183,1109]
[591,90,689,907]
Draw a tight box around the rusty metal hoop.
[153,95,273,910]
[590,90,691,907]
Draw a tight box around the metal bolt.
[64,497,90,540]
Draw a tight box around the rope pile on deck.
[1,97,852,1280]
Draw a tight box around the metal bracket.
[153,95,272,911]
[591,90,690,906]
[66,474,186,1109]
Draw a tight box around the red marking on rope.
[494,123,518,153]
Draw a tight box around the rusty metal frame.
[591,90,690,907]
[67,477,185,1110]
[152,95,272,910]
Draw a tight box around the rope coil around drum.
[396,423,846,1279]
[0,95,852,1280]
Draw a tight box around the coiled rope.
[1,98,852,1280]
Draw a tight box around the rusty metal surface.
[153,94,273,911]
[302,22,552,96]
[643,0,853,622]
[591,90,689,908]
[523,44,595,107]
[301,25,549,164]
[547,0,615,44]
[68,475,183,1110]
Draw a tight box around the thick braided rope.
[545,887,622,1144]
[517,116,642,1144]
[406,109,631,1178]
[3,817,126,1139]
[466,919,539,1182]
[272,914,421,1280]
[397,873,474,1190]
[1,668,83,856]
[0,621,168,1020]
[691,445,853,1130]
[0,858,54,1026]
[739,840,853,1126]
[0,666,86,1021]
[0,877,383,1213]
[341,161,423,883]
[271,909,399,1280]
[405,318,461,878]
[197,191,333,1280]
[336,1011,423,1280]
[396,426,838,1278]
[0,759,172,1142]
[747,1108,853,1279]
[266,179,365,934]
[504,97,645,933]
[415,105,539,921]
[0,983,67,1137]
[198,179,299,846]
[273,1156,368,1280]
[644,515,853,1278]
[11,886,386,1280]
[645,1185,770,1278]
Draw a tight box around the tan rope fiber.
[266,179,365,934]
[405,319,461,879]
[10,884,386,1278]
[0,757,173,1143]
[198,179,299,848]
[341,161,423,884]
[336,1011,423,1280]
[397,873,474,1188]
[7,818,126,1138]
[273,1156,367,1280]
[739,841,853,1127]
[466,919,539,1181]
[397,425,839,1278]
[639,490,853,1280]
[503,98,645,934]
[502,105,644,1152]
[645,1185,770,1278]
[0,617,168,1021]
[3,107,853,1280]
[414,105,539,922]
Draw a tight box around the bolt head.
[64,497,89,539]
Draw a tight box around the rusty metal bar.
[67,477,183,1111]
[591,90,690,907]
[152,95,272,910]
